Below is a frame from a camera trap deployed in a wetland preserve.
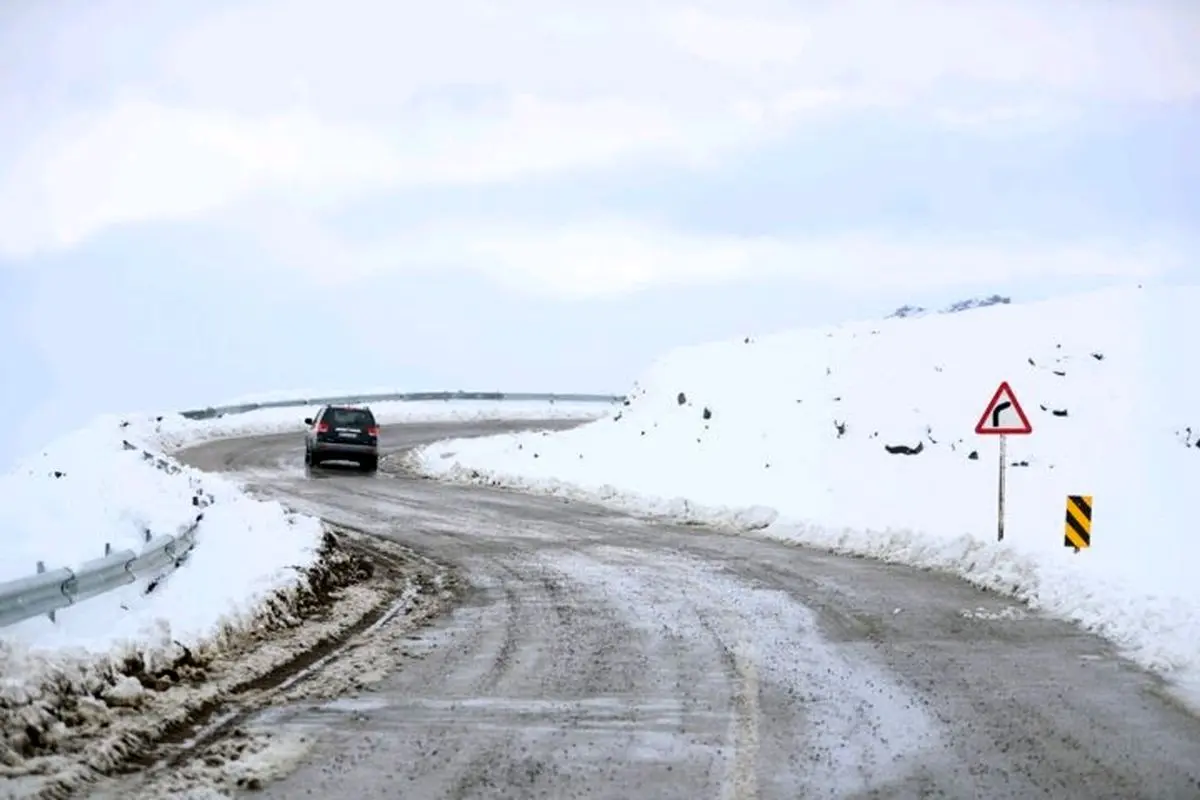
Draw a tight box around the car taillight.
[317,422,329,433]
[367,426,379,436]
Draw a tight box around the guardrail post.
[36,561,56,623]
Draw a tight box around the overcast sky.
[1,0,1197,461]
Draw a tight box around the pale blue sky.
[1,0,1197,463]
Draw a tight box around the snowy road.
[178,421,1200,800]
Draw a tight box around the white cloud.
[237,213,1178,298]
[153,0,1200,109]
[664,7,813,70]
[0,101,401,258]
[932,102,1080,135]
[0,95,712,259]
[0,0,1195,260]
[663,1,1200,103]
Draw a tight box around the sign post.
[974,381,1033,542]
[997,432,1007,541]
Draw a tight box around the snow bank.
[0,414,325,668]
[0,413,327,785]
[411,286,1200,708]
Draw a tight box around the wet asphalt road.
[180,420,1200,800]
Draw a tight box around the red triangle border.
[975,381,1033,435]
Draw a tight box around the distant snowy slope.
[413,286,1200,708]
[886,293,1011,319]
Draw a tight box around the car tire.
[361,456,378,473]
[308,450,322,468]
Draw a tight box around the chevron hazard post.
[975,381,1033,542]
[1065,495,1093,552]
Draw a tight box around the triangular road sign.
[975,381,1033,435]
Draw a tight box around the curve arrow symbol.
[992,400,1012,429]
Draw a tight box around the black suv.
[304,405,380,472]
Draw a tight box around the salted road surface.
[180,421,1200,800]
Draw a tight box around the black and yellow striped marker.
[1065,495,1092,550]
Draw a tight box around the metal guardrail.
[0,436,214,629]
[1,390,622,630]
[0,523,201,628]
[178,390,624,420]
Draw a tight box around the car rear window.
[325,408,375,427]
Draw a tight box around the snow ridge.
[886,293,1012,319]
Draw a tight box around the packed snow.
[0,420,321,672]
[0,399,611,662]
[412,286,1200,709]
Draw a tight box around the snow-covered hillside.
[0,419,322,647]
[412,286,1200,708]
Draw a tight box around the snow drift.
[0,415,323,654]
[412,286,1200,708]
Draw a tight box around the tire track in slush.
[438,544,537,800]
[439,554,630,800]
[631,552,763,800]
[695,609,761,800]
[471,565,522,695]
[540,546,769,799]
